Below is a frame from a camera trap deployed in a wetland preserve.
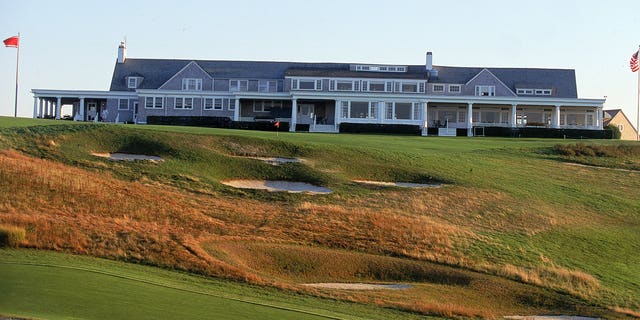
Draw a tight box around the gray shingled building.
[32,43,605,136]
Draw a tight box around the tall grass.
[0,224,26,247]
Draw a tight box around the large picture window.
[292,78,322,91]
[475,85,496,96]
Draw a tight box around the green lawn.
[1,117,639,312]
[0,249,431,320]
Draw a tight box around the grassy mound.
[0,118,638,318]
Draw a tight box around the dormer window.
[127,77,138,89]
[182,78,202,91]
[475,85,495,96]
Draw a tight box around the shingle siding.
[464,69,516,97]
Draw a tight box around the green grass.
[0,249,433,320]
[1,117,640,313]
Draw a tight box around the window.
[475,85,495,96]
[118,99,129,110]
[145,97,163,109]
[228,99,236,110]
[535,89,552,96]
[258,80,277,92]
[334,80,355,91]
[396,82,419,93]
[293,79,322,91]
[127,77,137,89]
[517,88,534,95]
[448,85,461,93]
[352,64,407,72]
[229,80,249,92]
[204,98,214,110]
[341,101,349,119]
[384,102,420,120]
[618,124,624,132]
[182,78,202,91]
[253,100,282,112]
[365,81,387,92]
[174,97,194,109]
[432,84,445,92]
[517,88,552,96]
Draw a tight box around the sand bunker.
[353,180,442,188]
[92,153,163,163]
[302,283,411,290]
[221,180,331,194]
[245,157,302,166]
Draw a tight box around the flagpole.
[13,33,19,118]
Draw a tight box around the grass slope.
[0,117,638,318]
[0,249,427,320]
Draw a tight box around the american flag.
[631,51,640,72]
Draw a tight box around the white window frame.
[204,98,214,110]
[118,98,129,110]
[384,101,420,120]
[229,80,249,92]
[174,97,194,110]
[535,89,552,96]
[517,88,534,95]
[293,78,322,91]
[432,84,445,93]
[258,80,277,92]
[448,84,461,93]
[397,81,421,93]
[228,98,236,111]
[182,78,202,91]
[363,80,391,92]
[330,80,359,92]
[127,77,137,89]
[144,96,163,109]
[475,85,496,96]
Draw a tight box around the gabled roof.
[603,109,637,133]
[110,58,578,98]
[430,66,577,98]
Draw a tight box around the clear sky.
[1,0,639,126]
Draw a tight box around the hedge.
[339,123,422,135]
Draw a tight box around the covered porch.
[31,89,135,122]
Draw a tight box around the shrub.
[605,124,621,139]
[0,224,26,247]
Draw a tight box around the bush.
[552,143,640,157]
[0,225,26,247]
[605,124,622,139]
[339,123,421,135]
[147,116,232,128]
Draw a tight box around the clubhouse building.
[32,43,606,136]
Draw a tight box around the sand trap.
[353,180,442,188]
[92,152,163,163]
[244,157,303,166]
[565,162,640,173]
[221,180,331,194]
[505,316,599,320]
[302,283,411,290]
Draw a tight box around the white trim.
[229,79,249,92]
[465,68,517,97]
[127,77,138,89]
[144,96,164,109]
[182,78,203,91]
[432,84,445,93]
[174,97,195,110]
[158,61,212,89]
[448,84,461,93]
[118,98,129,110]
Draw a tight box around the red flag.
[3,36,19,48]
[631,51,639,72]
[274,121,280,128]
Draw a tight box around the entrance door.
[298,104,315,124]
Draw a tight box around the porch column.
[32,97,38,118]
[55,97,62,120]
[596,107,603,129]
[334,99,340,132]
[377,101,384,123]
[511,104,517,128]
[233,98,240,121]
[38,98,44,118]
[553,105,561,129]
[45,100,50,117]
[290,98,297,132]
[467,102,473,136]
[422,101,429,136]
[79,97,85,121]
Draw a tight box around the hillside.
[1,117,639,319]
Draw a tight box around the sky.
[1,0,640,126]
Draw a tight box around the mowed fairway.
[0,249,421,320]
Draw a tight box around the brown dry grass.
[0,149,612,318]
